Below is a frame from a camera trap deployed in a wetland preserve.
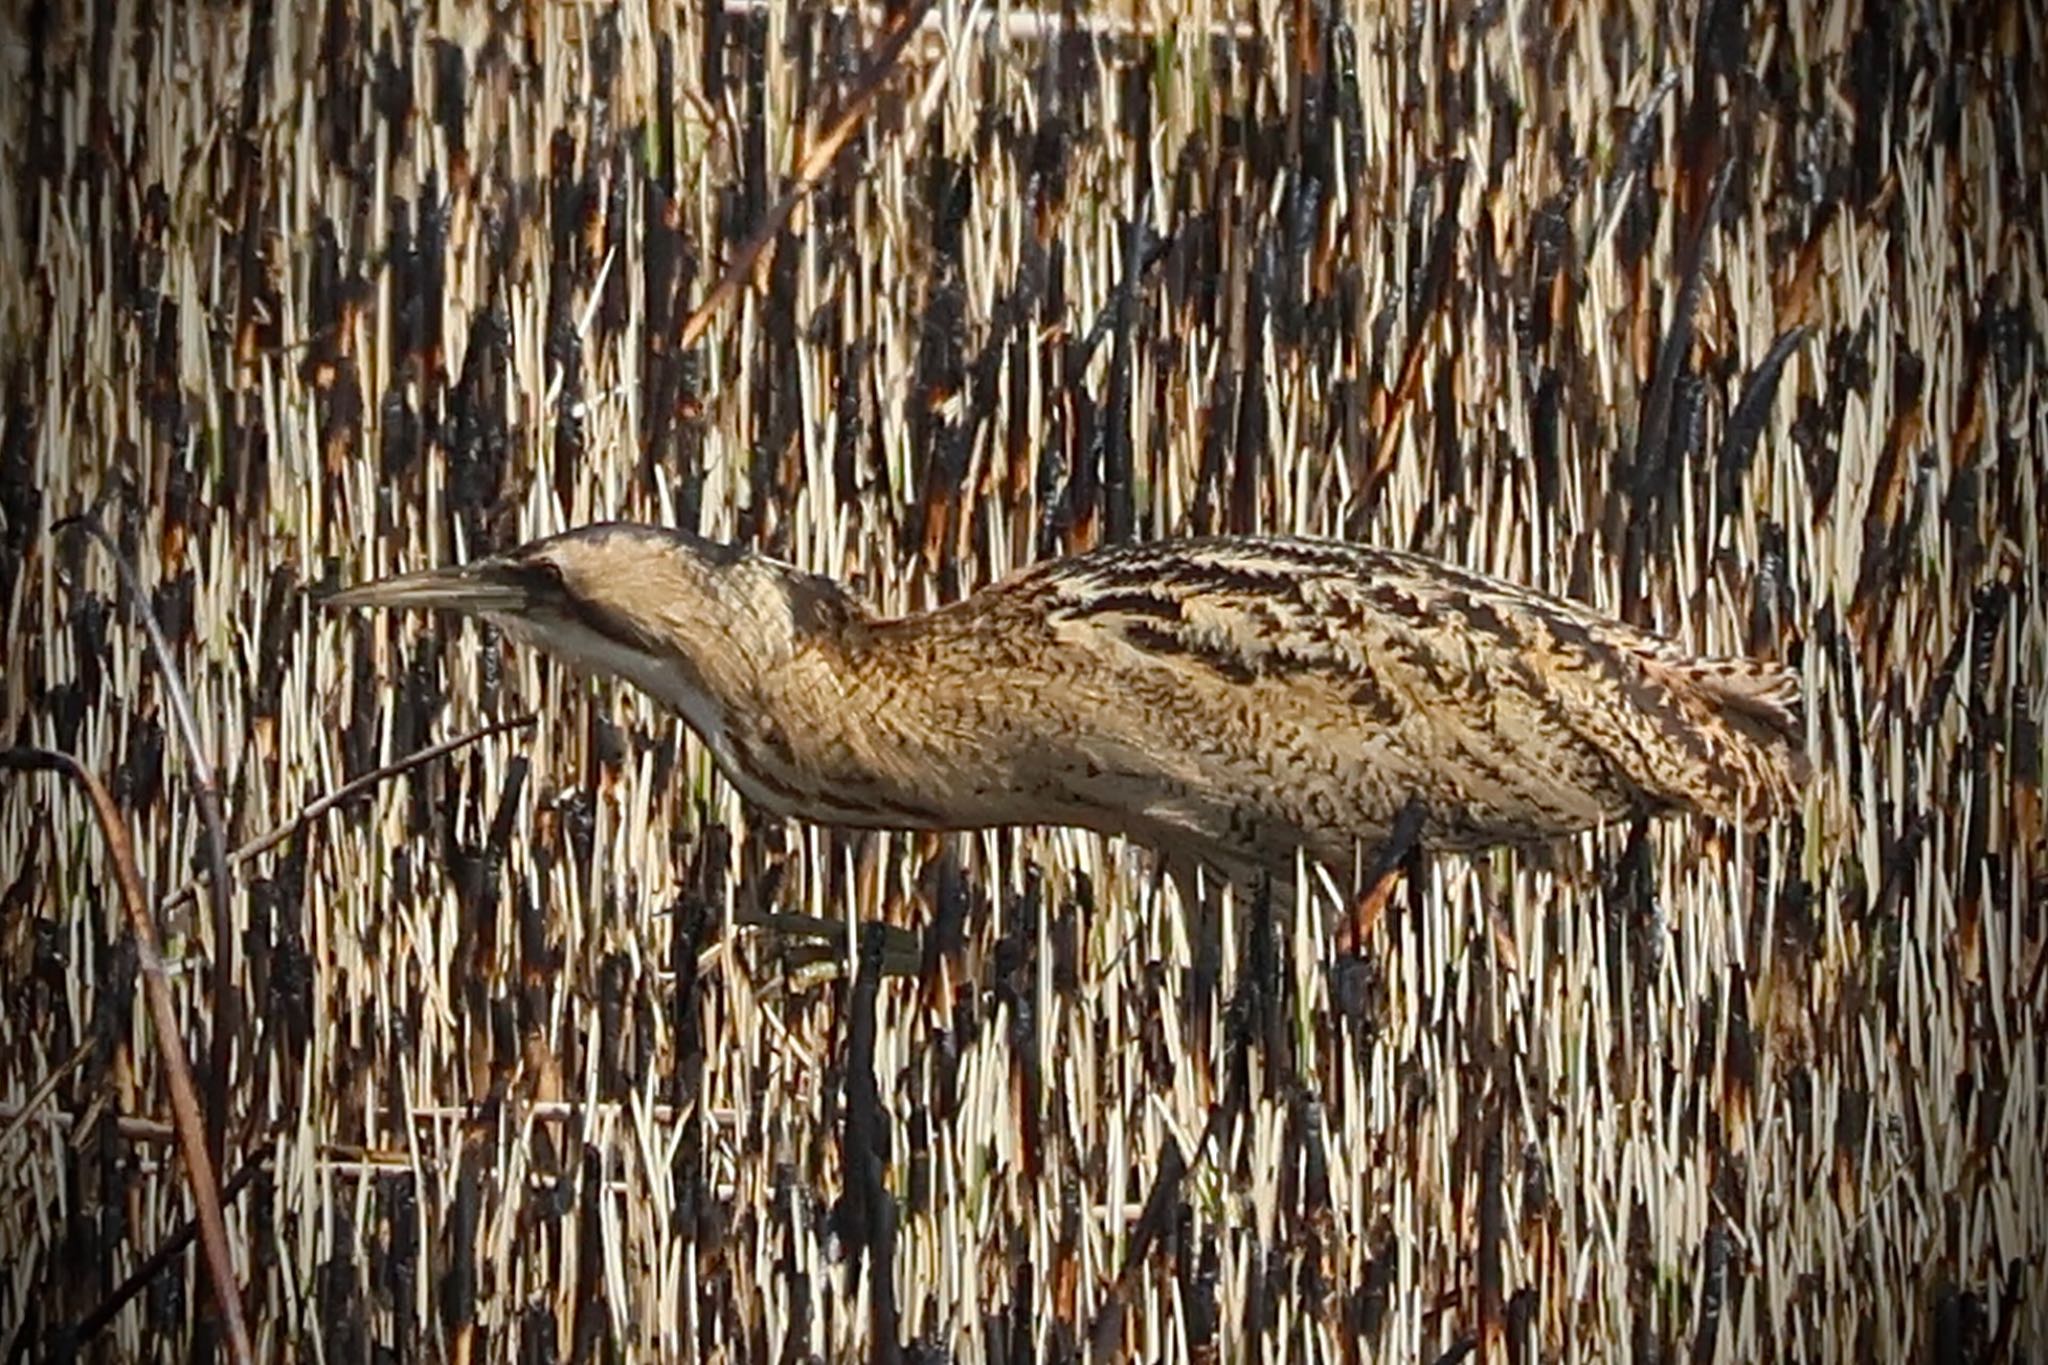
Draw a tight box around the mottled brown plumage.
[327,524,1808,885]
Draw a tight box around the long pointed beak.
[322,561,529,615]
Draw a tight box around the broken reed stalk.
[676,0,940,351]
[0,708,544,1345]
[0,748,255,1365]
[1365,162,1469,499]
[717,0,1258,42]
[156,712,539,916]
[69,1151,273,1349]
[1087,981,1251,1357]
[0,1035,95,1152]
[54,514,240,1199]
[0,1105,176,1143]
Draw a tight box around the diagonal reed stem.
[0,748,254,1365]
[676,0,940,352]
[55,511,246,1360]
[55,515,241,1192]
[156,712,538,916]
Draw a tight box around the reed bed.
[1,0,2042,1359]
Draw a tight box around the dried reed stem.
[677,0,941,351]
[157,713,538,916]
[56,514,240,1200]
[0,748,254,1365]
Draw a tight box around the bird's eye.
[509,557,568,599]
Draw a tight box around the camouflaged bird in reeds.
[329,525,1809,886]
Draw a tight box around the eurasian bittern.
[327,524,1807,887]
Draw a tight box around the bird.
[325,523,1808,890]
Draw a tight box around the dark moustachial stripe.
[510,554,688,662]
[507,543,681,658]
[568,593,672,658]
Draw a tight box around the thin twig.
[69,1150,273,1348]
[0,1037,95,1152]
[0,1104,177,1144]
[55,513,240,1202]
[676,0,941,351]
[157,713,539,916]
[717,0,1257,42]
[0,1095,728,1146]
[0,748,255,1365]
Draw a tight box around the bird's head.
[325,522,829,733]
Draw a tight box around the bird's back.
[892,535,1806,876]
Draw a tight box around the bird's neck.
[629,564,902,821]
[723,605,1065,832]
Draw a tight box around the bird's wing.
[1032,536,1803,838]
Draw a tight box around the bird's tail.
[1647,654,1812,820]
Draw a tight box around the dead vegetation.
[1,0,2043,1359]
